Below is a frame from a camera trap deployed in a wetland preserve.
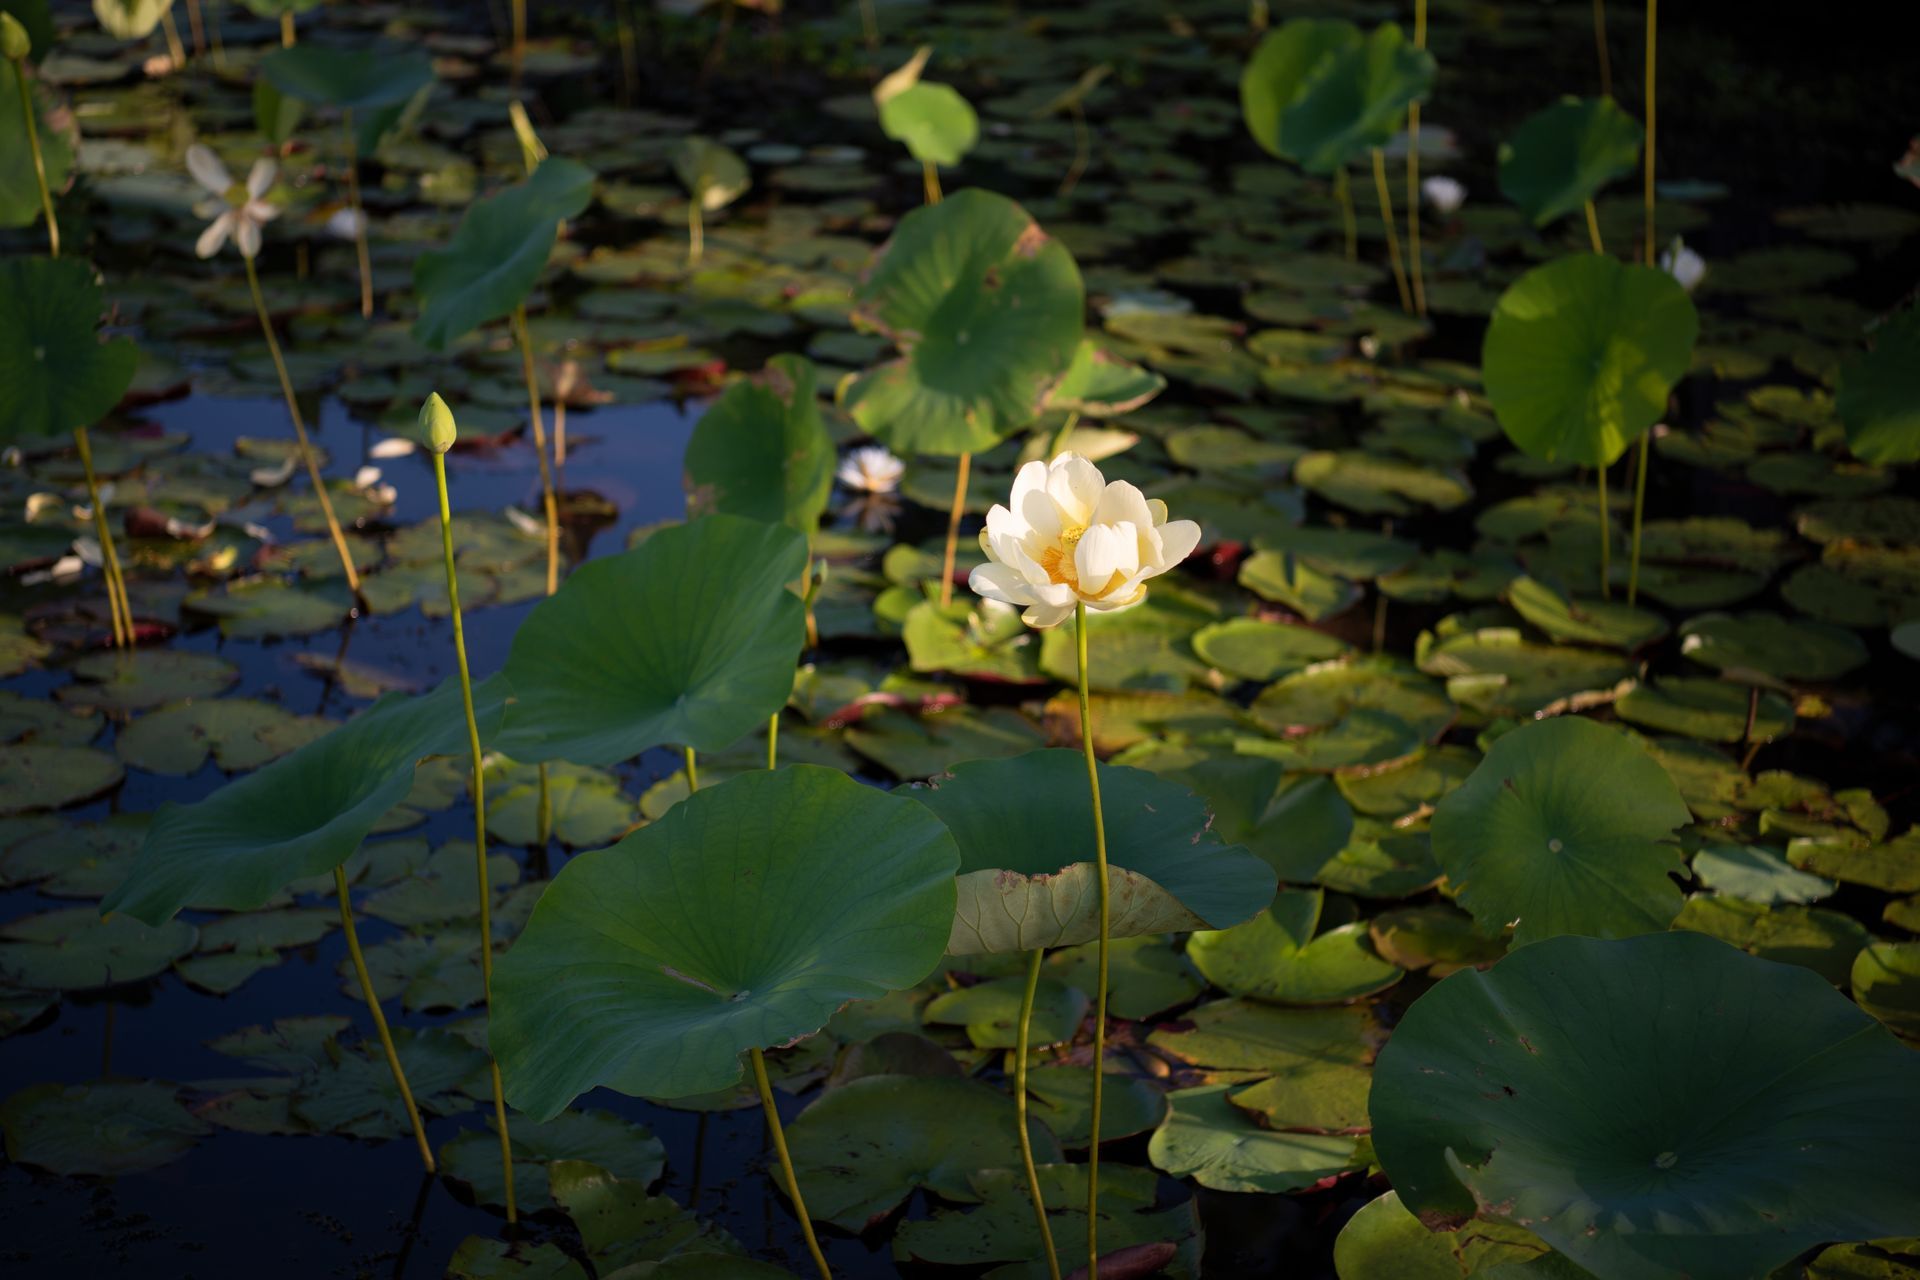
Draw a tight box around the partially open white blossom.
[1421,175,1466,214]
[969,452,1201,629]
[188,144,279,260]
[1659,236,1706,293]
[837,445,905,494]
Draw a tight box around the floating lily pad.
[1333,1191,1549,1279]
[0,906,196,989]
[923,976,1086,1049]
[550,1160,746,1273]
[1692,843,1835,905]
[484,760,638,850]
[1192,618,1352,683]
[1615,677,1795,743]
[1678,611,1868,681]
[1148,1082,1360,1193]
[116,698,330,775]
[1507,576,1666,650]
[1674,894,1870,985]
[1188,888,1403,1004]
[56,649,238,713]
[440,1109,667,1213]
[1852,942,1920,1040]
[0,744,123,814]
[0,1081,209,1176]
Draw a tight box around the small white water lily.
[837,445,905,494]
[187,143,279,260]
[1422,175,1467,214]
[969,452,1201,629]
[1660,235,1706,292]
[326,206,368,241]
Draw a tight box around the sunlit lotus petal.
[1659,236,1706,292]
[1422,175,1466,214]
[837,445,906,494]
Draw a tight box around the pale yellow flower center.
[1040,523,1087,588]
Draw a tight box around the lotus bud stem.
[73,426,131,648]
[7,18,59,259]
[1407,0,1428,316]
[1371,148,1413,314]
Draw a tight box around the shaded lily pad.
[0,906,196,989]
[1674,894,1870,985]
[550,1160,747,1272]
[0,1081,209,1175]
[441,1109,667,1213]
[0,744,123,814]
[1837,306,1920,465]
[1852,941,1920,1040]
[1507,576,1666,651]
[56,649,238,713]
[1187,888,1403,1004]
[1333,1190,1548,1279]
[1692,843,1835,905]
[1615,677,1795,743]
[1678,611,1869,681]
[923,977,1086,1049]
[1148,1082,1360,1193]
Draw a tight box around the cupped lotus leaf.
[495,516,806,766]
[412,157,596,350]
[683,355,833,532]
[1431,717,1689,946]
[1838,306,1920,464]
[491,767,958,1117]
[1044,339,1167,417]
[1,1081,209,1176]
[878,82,979,168]
[1497,97,1643,227]
[910,749,1277,954]
[1240,18,1358,159]
[1370,931,1920,1279]
[92,0,172,39]
[780,1073,1063,1232]
[259,43,434,111]
[0,257,138,444]
[1678,610,1868,681]
[1241,20,1434,174]
[1332,1191,1549,1280]
[1482,254,1698,467]
[2,60,73,230]
[1149,1082,1361,1193]
[100,674,506,925]
[671,136,749,211]
[844,188,1085,456]
[1186,888,1403,1004]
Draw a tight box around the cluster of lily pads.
[4,0,1920,1278]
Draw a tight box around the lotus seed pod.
[0,13,30,62]
[420,392,458,454]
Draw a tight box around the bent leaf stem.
[1073,600,1110,1278]
[1585,200,1606,256]
[939,453,971,609]
[244,254,363,598]
[751,1046,831,1280]
[1015,947,1063,1280]
[73,427,131,648]
[1370,148,1412,314]
[334,866,435,1172]
[12,58,59,257]
[342,112,373,319]
[1593,0,1612,97]
[431,446,517,1223]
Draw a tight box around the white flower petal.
[1046,453,1105,525]
[969,561,1040,606]
[1075,521,1138,596]
[1091,478,1153,530]
[248,200,281,225]
[1008,459,1049,511]
[1156,518,1202,568]
[195,213,233,259]
[984,501,1032,544]
[1022,601,1076,629]
[186,144,231,195]
[246,157,278,199]
[235,217,262,260]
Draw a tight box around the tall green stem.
[342,112,372,319]
[752,1047,831,1280]
[280,11,295,46]
[1627,433,1650,603]
[431,448,516,1223]
[73,427,131,648]
[1073,601,1110,1278]
[245,254,362,596]
[1596,463,1612,599]
[922,161,942,206]
[687,200,704,266]
[11,60,58,257]
[1334,167,1357,261]
[1406,0,1427,316]
[1585,200,1606,255]
[939,453,971,609]
[1059,102,1090,198]
[767,712,779,770]
[1371,148,1412,314]
[683,747,700,792]
[1015,948,1063,1280]
[334,866,435,1172]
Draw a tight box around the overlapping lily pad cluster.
[3,1,1920,1279]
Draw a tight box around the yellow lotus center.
[1040,523,1088,588]
[224,182,248,207]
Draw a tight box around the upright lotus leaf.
[1497,97,1644,227]
[683,355,834,532]
[1430,717,1689,946]
[1241,19,1358,160]
[1482,254,1698,466]
[100,675,508,925]
[0,257,137,445]
[843,188,1085,456]
[1838,306,1920,464]
[1043,339,1167,417]
[2,59,72,229]
[671,136,749,212]
[1371,932,1920,1279]
[911,749,1277,954]
[873,48,978,169]
[92,0,171,39]
[491,766,960,1117]
[1241,20,1435,175]
[411,157,596,351]
[494,515,807,766]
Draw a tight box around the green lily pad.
[184,578,353,639]
[289,1026,486,1139]
[1789,829,1920,894]
[1191,617,1352,683]
[1371,931,1920,1279]
[484,760,638,850]
[550,1160,746,1273]
[1149,996,1383,1075]
[1136,749,1356,883]
[923,976,1086,1049]
[1417,626,1633,718]
[1692,843,1835,905]
[782,1073,1064,1231]
[1293,450,1473,517]
[1368,903,1508,977]
[844,188,1084,456]
[0,744,123,814]
[913,749,1276,954]
[496,515,806,765]
[1023,1067,1168,1148]
[1508,576,1667,650]
[492,766,957,1115]
[685,355,833,532]
[1044,935,1205,1021]
[1045,339,1167,417]
[1432,716,1689,946]
[1838,306,1920,465]
[1,1081,209,1175]
[1239,552,1363,621]
[116,698,330,775]
[56,649,239,713]
[1678,611,1868,681]
[0,256,138,444]
[1674,895,1870,985]
[1148,1082,1360,1193]
[1333,1190,1549,1280]
[0,906,196,989]
[440,1109,667,1213]
[1615,677,1795,743]
[1497,96,1642,226]
[1187,888,1403,1004]
[1482,254,1698,466]
[1852,941,1920,1040]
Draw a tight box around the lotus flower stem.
[1593,0,1612,97]
[1370,149,1413,314]
[938,453,971,608]
[1334,167,1357,262]
[1072,600,1111,1278]
[1643,0,1656,266]
[158,6,185,68]
[430,434,518,1224]
[280,11,295,47]
[333,866,435,1172]
[750,1046,832,1280]
[1596,463,1612,598]
[1627,433,1649,603]
[73,427,132,648]
[683,747,700,792]
[1015,947,1063,1280]
[510,305,562,596]
[1406,0,1427,316]
[243,254,363,598]
[1584,200,1606,255]
[687,198,704,266]
[768,713,779,770]
[922,161,942,206]
[341,112,374,319]
[9,47,59,257]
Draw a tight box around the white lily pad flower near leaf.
[969,452,1201,629]
[1421,174,1465,213]
[1660,235,1706,292]
[837,445,905,494]
[187,144,278,260]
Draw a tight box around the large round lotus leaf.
[1333,1190,1549,1280]
[491,766,958,1117]
[0,1081,209,1176]
[1837,306,1920,464]
[495,515,806,766]
[1482,254,1698,467]
[781,1073,1063,1231]
[683,355,833,532]
[1678,610,1868,681]
[101,674,505,925]
[0,906,196,989]
[1241,20,1434,175]
[0,257,138,444]
[1430,717,1689,946]
[1496,96,1643,227]
[2,61,73,231]
[412,157,596,350]
[911,749,1276,954]
[844,188,1085,456]
[878,81,979,167]
[1370,932,1920,1279]
[1187,888,1403,1004]
[0,743,123,814]
[259,43,434,111]
[1149,1082,1361,1193]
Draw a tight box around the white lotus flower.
[1422,175,1466,214]
[326,206,367,241]
[188,144,279,260]
[1660,236,1706,293]
[968,452,1201,629]
[837,445,905,494]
